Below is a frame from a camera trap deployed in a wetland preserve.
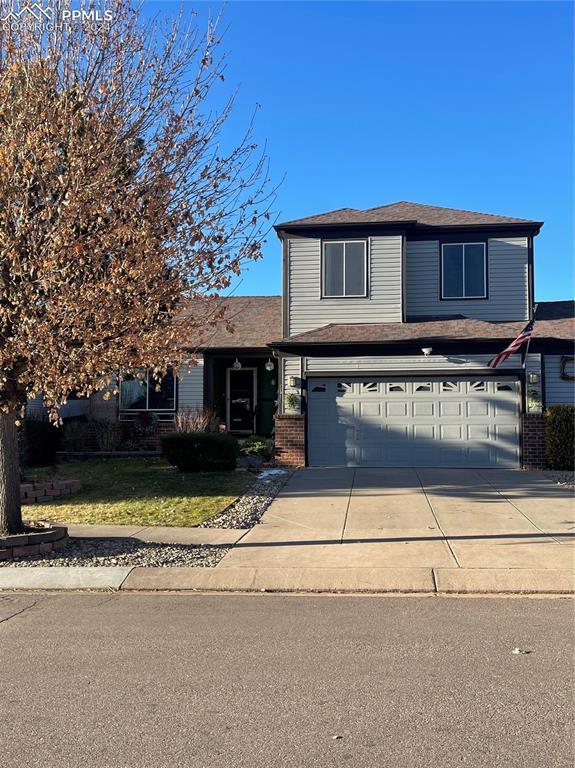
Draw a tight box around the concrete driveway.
[220,468,575,571]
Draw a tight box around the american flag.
[488,318,535,369]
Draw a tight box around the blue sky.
[149,1,573,302]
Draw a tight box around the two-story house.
[30,201,574,469]
[269,201,574,469]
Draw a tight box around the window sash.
[441,243,486,299]
[322,240,367,298]
[119,369,176,412]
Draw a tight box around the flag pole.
[522,303,538,372]
[521,304,538,416]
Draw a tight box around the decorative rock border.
[20,480,82,505]
[0,523,68,561]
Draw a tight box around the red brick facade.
[522,413,546,470]
[274,414,305,466]
[143,421,176,450]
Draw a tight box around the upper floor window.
[441,243,486,299]
[322,240,367,298]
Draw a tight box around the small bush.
[161,431,240,472]
[93,419,128,451]
[545,405,575,471]
[240,434,273,460]
[284,393,300,411]
[131,411,159,438]
[20,415,61,467]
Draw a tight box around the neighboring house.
[27,200,574,468]
[28,295,283,440]
[178,296,282,437]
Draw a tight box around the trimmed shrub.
[161,431,240,472]
[20,416,61,467]
[545,405,575,471]
[240,434,273,461]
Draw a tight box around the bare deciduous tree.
[0,0,274,534]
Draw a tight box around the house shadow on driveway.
[218,468,575,571]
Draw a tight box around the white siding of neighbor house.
[544,355,575,405]
[281,355,302,413]
[178,358,204,410]
[287,235,403,336]
[405,237,529,321]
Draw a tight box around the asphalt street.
[0,593,573,767]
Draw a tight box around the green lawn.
[25,459,252,527]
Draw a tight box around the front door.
[227,368,256,433]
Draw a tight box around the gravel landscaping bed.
[0,538,228,568]
[200,468,291,529]
[546,471,575,488]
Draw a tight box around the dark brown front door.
[227,369,256,433]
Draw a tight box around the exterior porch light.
[421,347,432,357]
[528,372,540,384]
[232,358,242,370]
[265,358,275,372]
[288,376,296,387]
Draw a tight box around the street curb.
[433,568,575,594]
[0,566,134,591]
[119,566,435,593]
[1,566,572,594]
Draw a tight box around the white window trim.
[322,239,368,298]
[119,369,177,412]
[441,242,487,300]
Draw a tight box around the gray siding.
[305,354,520,374]
[89,386,117,421]
[178,358,204,410]
[25,394,47,418]
[26,393,99,420]
[287,235,402,336]
[405,237,529,321]
[544,355,575,406]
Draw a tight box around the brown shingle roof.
[277,201,541,229]
[271,301,574,347]
[181,295,282,350]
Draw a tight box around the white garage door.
[307,376,520,468]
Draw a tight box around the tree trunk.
[0,410,23,536]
